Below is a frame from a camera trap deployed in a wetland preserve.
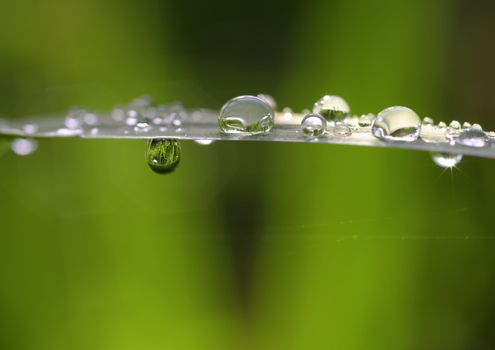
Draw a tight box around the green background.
[1,0,495,349]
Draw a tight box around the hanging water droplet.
[146,139,181,174]
[301,113,326,136]
[371,106,421,142]
[194,139,215,146]
[11,138,38,156]
[358,113,375,127]
[219,95,274,134]
[257,94,277,110]
[457,128,487,148]
[312,95,350,121]
[431,152,463,168]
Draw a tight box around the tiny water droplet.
[449,120,461,129]
[11,138,37,156]
[112,106,126,121]
[301,113,326,136]
[282,107,293,121]
[257,94,277,110]
[437,121,447,128]
[219,95,274,134]
[358,113,375,127]
[371,106,421,142]
[146,139,181,174]
[194,139,215,146]
[332,123,352,137]
[23,123,38,134]
[472,123,482,130]
[431,152,462,168]
[422,117,434,125]
[312,95,350,121]
[457,128,487,148]
[462,122,471,129]
[420,124,448,143]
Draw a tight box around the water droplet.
[282,107,293,121]
[194,139,215,146]
[462,122,471,129]
[65,109,83,129]
[420,124,448,143]
[23,123,38,134]
[472,123,482,130]
[11,138,37,156]
[371,106,421,142]
[219,95,274,134]
[431,152,462,168]
[146,139,181,174]
[332,123,352,137]
[257,94,277,110]
[112,106,126,121]
[449,120,461,129]
[422,117,434,125]
[358,113,375,127]
[344,115,359,127]
[83,113,99,125]
[312,95,350,121]
[457,128,487,148]
[134,121,152,132]
[301,113,326,136]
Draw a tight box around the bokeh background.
[1,0,495,349]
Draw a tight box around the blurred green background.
[1,0,495,349]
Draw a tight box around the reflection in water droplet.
[431,152,462,168]
[11,138,38,156]
[371,106,421,142]
[457,128,487,148]
[219,95,274,134]
[312,95,350,121]
[194,139,215,146]
[146,139,181,174]
[301,113,326,136]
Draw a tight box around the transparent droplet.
[422,117,434,125]
[146,139,181,174]
[472,123,482,130]
[11,138,38,156]
[449,120,461,129]
[457,128,487,148]
[462,122,472,129]
[111,106,126,121]
[420,124,448,143]
[219,95,274,134]
[282,107,293,121]
[332,123,352,137]
[23,123,38,134]
[431,152,462,168]
[194,139,215,146]
[83,112,99,126]
[358,113,375,127]
[301,113,326,136]
[65,108,84,129]
[257,94,277,110]
[371,106,421,142]
[344,115,359,127]
[312,95,350,121]
[134,121,152,132]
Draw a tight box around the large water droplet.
[146,139,181,174]
[457,128,487,148]
[431,152,462,168]
[11,138,38,156]
[219,95,274,134]
[371,106,421,142]
[312,95,350,121]
[301,113,326,136]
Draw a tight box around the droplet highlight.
[11,138,38,156]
